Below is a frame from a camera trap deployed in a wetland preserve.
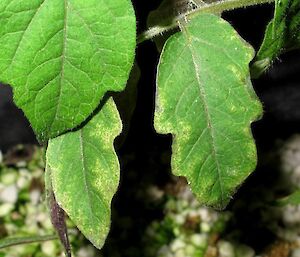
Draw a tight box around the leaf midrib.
[48,0,68,134]
[79,130,103,225]
[184,29,225,204]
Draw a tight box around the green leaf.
[154,14,262,208]
[0,0,136,141]
[0,235,57,249]
[46,98,122,249]
[252,0,300,77]
[275,190,300,206]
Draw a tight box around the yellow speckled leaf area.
[46,98,122,249]
[154,14,262,209]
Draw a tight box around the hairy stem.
[138,0,275,43]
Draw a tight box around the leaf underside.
[46,98,122,249]
[155,14,262,209]
[0,0,136,141]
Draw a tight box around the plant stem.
[137,0,275,43]
[0,235,58,249]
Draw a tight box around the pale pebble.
[174,214,186,225]
[41,241,56,256]
[218,240,235,257]
[16,161,27,168]
[235,244,255,257]
[170,239,185,252]
[16,176,29,189]
[1,172,17,185]
[0,185,18,203]
[30,189,41,205]
[200,222,211,232]
[190,234,207,247]
[174,248,186,257]
[0,203,14,216]
[291,248,300,257]
[77,245,97,257]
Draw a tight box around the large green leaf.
[154,14,262,208]
[46,98,122,249]
[252,0,300,77]
[0,0,135,141]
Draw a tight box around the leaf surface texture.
[0,0,136,141]
[155,14,262,208]
[46,98,121,248]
